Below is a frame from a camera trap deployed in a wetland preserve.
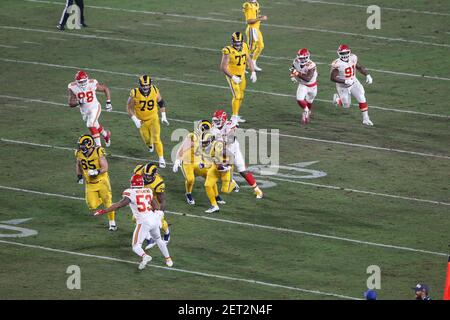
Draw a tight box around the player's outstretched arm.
[127,97,141,128]
[97,83,112,111]
[356,62,373,84]
[76,159,84,184]
[94,197,131,216]
[330,68,342,83]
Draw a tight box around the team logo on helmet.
[337,44,351,62]
[77,134,95,155]
[75,70,89,90]
[196,119,212,134]
[201,132,215,148]
[139,75,152,96]
[231,32,243,51]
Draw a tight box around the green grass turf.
[0,0,449,300]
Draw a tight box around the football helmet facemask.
[143,163,158,184]
[337,44,351,62]
[78,134,95,155]
[212,109,227,128]
[139,75,152,96]
[75,70,89,91]
[231,32,244,51]
[297,48,310,66]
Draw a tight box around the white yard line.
[2,25,450,82]
[1,137,449,208]
[0,239,358,300]
[24,0,450,48]
[0,185,447,258]
[294,0,450,17]
[1,57,449,121]
[1,92,449,161]
[0,44,18,49]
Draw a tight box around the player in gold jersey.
[220,32,257,123]
[243,0,267,72]
[127,75,169,168]
[172,120,224,206]
[75,134,116,231]
[133,162,171,248]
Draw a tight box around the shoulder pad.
[222,47,231,55]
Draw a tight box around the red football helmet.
[130,174,144,188]
[297,48,310,65]
[212,109,227,128]
[337,44,351,62]
[75,70,89,90]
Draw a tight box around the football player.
[330,44,374,126]
[211,109,263,201]
[75,134,116,231]
[172,120,224,206]
[68,71,112,147]
[133,162,170,247]
[94,174,173,269]
[220,31,257,123]
[127,75,169,168]
[243,0,267,72]
[203,132,238,213]
[289,48,318,125]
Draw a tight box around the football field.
[0,0,449,300]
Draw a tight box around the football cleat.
[138,255,152,270]
[104,130,111,147]
[216,196,226,205]
[144,238,156,250]
[159,158,166,168]
[57,24,65,31]
[205,206,220,214]
[148,144,154,153]
[237,115,246,123]
[254,186,264,199]
[108,221,117,231]
[363,119,374,126]
[185,193,195,205]
[301,109,310,125]
[165,257,174,267]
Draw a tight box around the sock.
[89,127,101,146]
[161,219,169,235]
[241,172,257,188]
[205,185,218,206]
[108,212,115,223]
[185,178,195,194]
[155,142,164,158]
[362,110,370,121]
[156,238,170,258]
[297,100,308,110]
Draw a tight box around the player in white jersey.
[330,44,374,126]
[211,109,263,199]
[94,174,173,270]
[68,70,112,146]
[289,48,318,125]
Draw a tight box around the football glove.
[172,159,182,173]
[94,209,107,216]
[105,100,112,112]
[77,174,84,184]
[366,74,373,84]
[161,112,170,126]
[250,71,257,83]
[231,75,241,84]
[131,115,141,128]
[88,169,100,176]
[217,164,231,172]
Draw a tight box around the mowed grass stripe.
[0,184,447,257]
[0,239,359,300]
[23,0,450,48]
[2,25,450,82]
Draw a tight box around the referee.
[57,0,87,30]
